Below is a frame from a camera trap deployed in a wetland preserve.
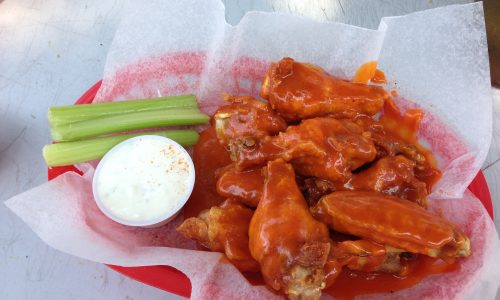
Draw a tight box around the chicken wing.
[346,155,428,207]
[216,166,264,207]
[234,117,377,182]
[354,115,424,162]
[177,199,259,272]
[298,156,427,207]
[249,159,331,300]
[311,191,471,260]
[353,114,442,189]
[261,57,387,121]
[213,95,287,147]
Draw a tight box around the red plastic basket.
[47,80,494,298]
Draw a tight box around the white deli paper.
[5,1,499,299]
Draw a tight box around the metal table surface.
[1,0,498,299]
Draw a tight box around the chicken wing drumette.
[234,117,377,182]
[213,95,286,152]
[177,199,259,272]
[249,159,331,300]
[261,57,388,121]
[216,165,264,208]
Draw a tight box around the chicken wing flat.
[346,155,428,207]
[234,117,377,182]
[216,166,263,208]
[213,95,287,146]
[177,199,259,272]
[249,159,331,300]
[311,191,471,260]
[260,57,387,121]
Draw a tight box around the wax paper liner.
[5,1,498,299]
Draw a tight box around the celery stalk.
[51,108,209,142]
[43,130,199,167]
[48,95,198,126]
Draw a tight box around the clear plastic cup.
[92,135,195,227]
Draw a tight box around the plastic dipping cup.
[92,135,195,227]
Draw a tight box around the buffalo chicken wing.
[261,57,387,121]
[234,117,377,182]
[177,200,259,272]
[216,166,264,208]
[300,156,428,207]
[213,95,286,148]
[311,191,471,260]
[249,159,331,300]
[346,155,428,207]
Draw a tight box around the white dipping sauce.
[93,135,195,227]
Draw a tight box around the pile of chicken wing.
[177,57,471,300]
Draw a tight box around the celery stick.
[48,95,198,126]
[43,130,199,167]
[51,108,209,142]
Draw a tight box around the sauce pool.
[326,256,459,300]
[184,126,232,218]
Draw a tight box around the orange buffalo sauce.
[371,69,387,84]
[353,61,378,84]
[183,126,232,218]
[326,256,459,300]
[353,61,387,85]
[380,98,442,190]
